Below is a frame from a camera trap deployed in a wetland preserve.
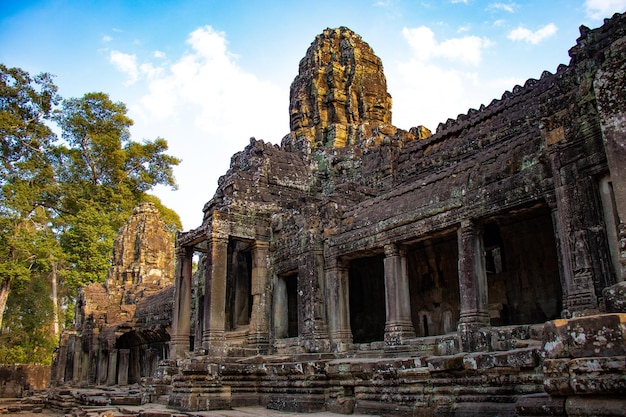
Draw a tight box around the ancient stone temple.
[54,15,626,417]
[169,18,626,415]
[52,202,175,388]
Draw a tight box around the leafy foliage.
[0,66,182,364]
[0,275,57,364]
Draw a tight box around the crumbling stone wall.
[0,365,50,398]
[52,202,175,387]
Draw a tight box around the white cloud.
[390,57,525,132]
[507,23,557,44]
[110,25,287,229]
[488,2,518,13]
[109,50,139,85]
[451,0,469,4]
[153,50,166,59]
[402,26,492,66]
[102,35,113,42]
[584,0,626,19]
[391,24,526,133]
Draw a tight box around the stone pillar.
[325,257,352,352]
[203,233,228,357]
[274,276,288,339]
[595,41,626,282]
[383,243,416,345]
[88,329,99,385]
[72,341,82,385]
[170,246,193,359]
[117,349,130,386]
[548,196,575,315]
[247,240,270,352]
[129,345,141,384]
[551,182,600,315]
[107,349,118,385]
[54,332,69,384]
[80,350,89,385]
[457,220,490,352]
[97,349,108,385]
[298,244,330,353]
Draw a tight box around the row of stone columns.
[171,198,618,357]
[324,221,492,352]
[171,232,272,359]
[53,338,139,387]
[169,219,507,355]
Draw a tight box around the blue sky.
[1,0,625,229]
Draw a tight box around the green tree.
[53,92,181,293]
[0,273,57,364]
[0,64,59,331]
[1,67,182,364]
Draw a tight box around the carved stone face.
[288,27,393,147]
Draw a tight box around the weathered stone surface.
[0,365,50,398]
[289,27,396,148]
[565,396,626,416]
[51,14,626,417]
[516,393,566,416]
[543,314,626,359]
[604,281,626,313]
[51,203,175,388]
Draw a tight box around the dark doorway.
[226,239,253,331]
[486,206,562,325]
[286,274,299,338]
[406,232,460,337]
[349,254,386,343]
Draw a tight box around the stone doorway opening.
[115,328,169,385]
[348,253,386,344]
[485,205,562,325]
[406,231,460,337]
[226,239,253,331]
[275,272,299,339]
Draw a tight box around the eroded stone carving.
[51,202,174,388]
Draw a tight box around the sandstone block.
[515,393,565,416]
[543,314,626,359]
[569,356,626,395]
[604,281,626,313]
[462,352,495,370]
[542,319,570,359]
[565,396,626,416]
[568,314,626,358]
[427,354,465,372]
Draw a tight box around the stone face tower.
[109,202,175,289]
[105,201,175,322]
[52,202,175,387]
[289,27,395,147]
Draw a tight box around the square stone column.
[54,332,70,384]
[325,257,352,352]
[170,246,194,359]
[97,349,108,385]
[383,243,415,345]
[247,240,270,352]
[298,245,330,353]
[107,349,118,385]
[202,232,228,357]
[457,220,490,352]
[117,349,130,386]
[595,44,626,282]
[88,329,100,385]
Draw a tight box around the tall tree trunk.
[51,261,59,336]
[0,277,11,333]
